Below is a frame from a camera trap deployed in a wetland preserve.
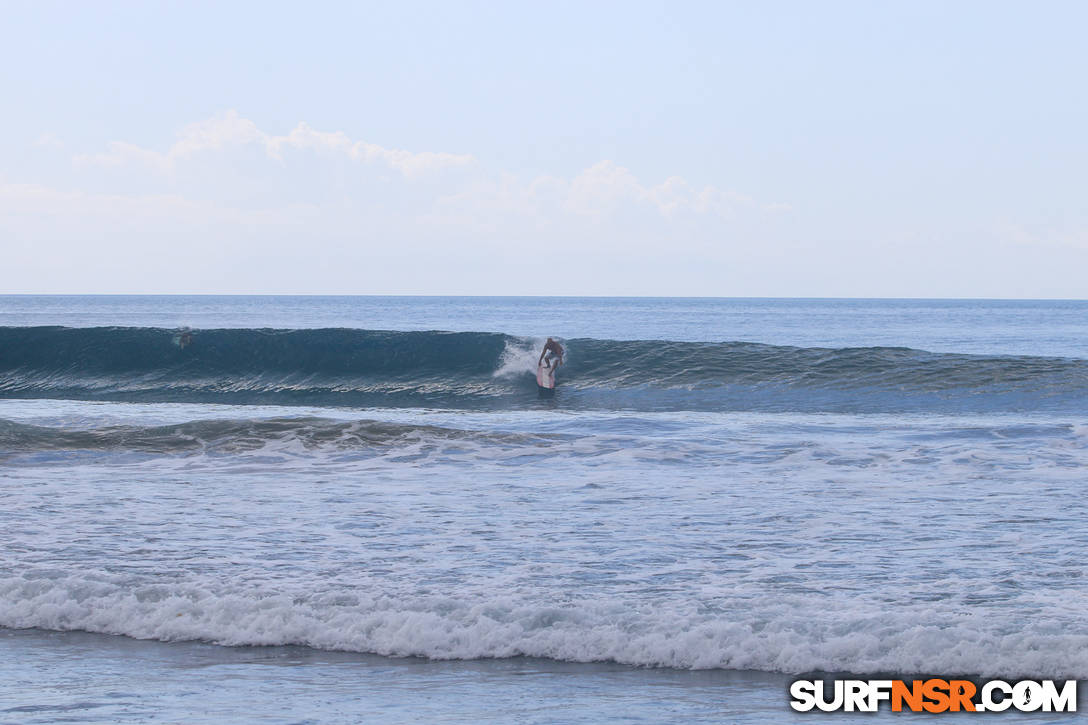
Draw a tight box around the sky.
[1,0,1086,297]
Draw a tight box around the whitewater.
[1,296,1086,723]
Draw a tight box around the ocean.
[1,296,1086,723]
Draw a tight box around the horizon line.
[1,293,1086,302]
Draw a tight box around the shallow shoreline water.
[6,628,1078,724]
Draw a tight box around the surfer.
[538,338,564,370]
[537,338,563,399]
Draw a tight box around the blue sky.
[2,0,1085,296]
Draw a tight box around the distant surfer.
[537,338,563,398]
[173,328,193,349]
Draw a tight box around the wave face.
[2,326,1086,412]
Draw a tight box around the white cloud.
[67,112,777,214]
[423,161,764,234]
[3,113,796,292]
[74,110,475,178]
[64,112,775,227]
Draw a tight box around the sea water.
[1,296,1086,723]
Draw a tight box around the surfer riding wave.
[537,338,563,398]
[538,337,564,371]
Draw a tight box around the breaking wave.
[1,326,1086,412]
[3,573,1086,677]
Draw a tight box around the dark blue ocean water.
[1,296,1086,723]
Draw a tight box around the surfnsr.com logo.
[789,679,1077,713]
